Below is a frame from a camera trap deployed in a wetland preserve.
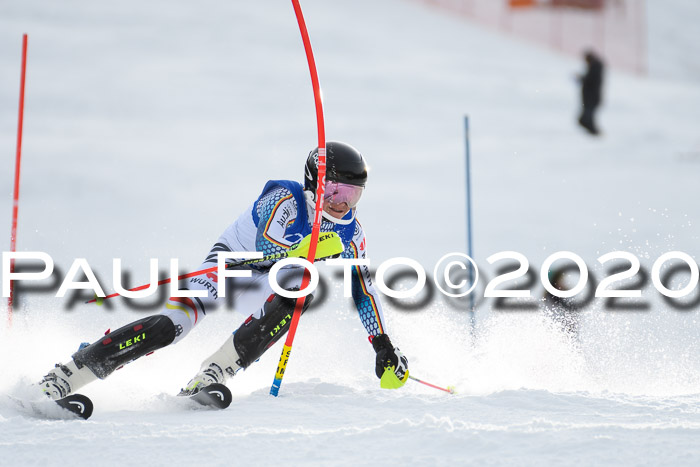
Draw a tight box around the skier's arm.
[344,232,386,337]
[344,225,408,387]
[254,187,299,258]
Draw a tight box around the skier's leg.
[182,266,312,394]
[39,260,222,400]
[39,314,181,399]
[589,104,600,134]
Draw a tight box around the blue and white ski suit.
[162,180,386,343]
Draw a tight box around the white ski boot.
[180,334,242,396]
[38,361,98,400]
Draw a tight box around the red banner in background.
[413,0,645,74]
[550,0,605,9]
[510,0,605,9]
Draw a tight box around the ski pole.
[85,254,279,304]
[409,375,455,394]
[85,231,343,304]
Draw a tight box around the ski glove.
[287,231,343,260]
[371,334,409,388]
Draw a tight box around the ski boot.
[180,290,313,396]
[180,334,242,396]
[38,360,98,400]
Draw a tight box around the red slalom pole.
[270,0,326,396]
[8,34,28,326]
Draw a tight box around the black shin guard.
[72,315,177,379]
[232,291,313,369]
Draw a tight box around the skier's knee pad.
[232,290,313,369]
[72,315,177,379]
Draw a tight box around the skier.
[37,141,409,402]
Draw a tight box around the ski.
[55,393,93,420]
[187,383,232,409]
[6,392,93,420]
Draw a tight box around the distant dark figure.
[577,50,604,135]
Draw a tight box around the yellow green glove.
[287,231,343,261]
[372,334,409,389]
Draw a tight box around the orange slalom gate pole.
[270,0,326,396]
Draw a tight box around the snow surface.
[1,0,700,465]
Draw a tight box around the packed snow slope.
[1,0,700,465]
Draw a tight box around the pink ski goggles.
[323,181,364,208]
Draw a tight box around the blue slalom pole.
[464,116,476,333]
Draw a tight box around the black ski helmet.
[304,141,368,192]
